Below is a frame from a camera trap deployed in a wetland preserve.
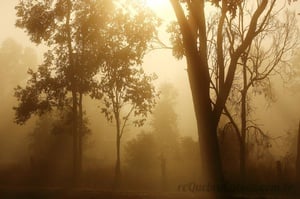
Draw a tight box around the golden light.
[145,0,168,10]
[144,0,175,21]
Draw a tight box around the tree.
[125,132,157,171]
[219,9,300,181]
[0,38,37,164]
[297,121,300,185]
[14,0,114,183]
[0,38,37,93]
[97,64,157,188]
[0,38,37,116]
[86,1,160,189]
[152,83,179,151]
[151,83,180,176]
[28,108,90,185]
[168,0,286,186]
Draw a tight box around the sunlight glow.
[143,0,175,21]
[145,0,167,9]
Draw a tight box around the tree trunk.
[186,58,224,187]
[72,90,79,185]
[78,92,83,181]
[114,111,121,189]
[296,120,300,186]
[240,61,248,182]
[65,0,79,185]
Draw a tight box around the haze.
[1,1,300,198]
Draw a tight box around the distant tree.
[28,108,90,184]
[0,38,37,95]
[124,83,180,190]
[151,83,180,159]
[180,136,201,171]
[0,38,37,159]
[125,132,157,171]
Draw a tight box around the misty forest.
[1,0,300,199]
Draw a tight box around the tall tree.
[168,0,284,187]
[220,9,300,181]
[14,0,113,183]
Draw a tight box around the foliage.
[167,0,297,185]
[92,1,160,130]
[151,83,179,153]
[97,65,158,129]
[125,132,158,170]
[14,0,114,123]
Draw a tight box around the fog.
[0,1,300,198]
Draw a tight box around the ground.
[0,187,299,199]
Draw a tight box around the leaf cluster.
[14,0,160,129]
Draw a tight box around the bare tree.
[168,0,284,186]
[220,9,300,181]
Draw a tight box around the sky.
[1,0,300,161]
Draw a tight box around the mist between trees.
[1,0,300,198]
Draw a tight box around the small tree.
[96,62,158,188]
[89,1,159,188]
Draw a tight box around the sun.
[144,0,175,20]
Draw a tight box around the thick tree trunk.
[186,58,224,187]
[296,120,300,186]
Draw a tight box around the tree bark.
[170,0,224,188]
[240,56,248,182]
[240,91,246,182]
[66,0,80,185]
[296,120,300,186]
[186,57,224,186]
[78,92,83,181]
[72,90,79,185]
[114,111,121,189]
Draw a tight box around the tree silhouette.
[14,0,115,183]
[88,1,160,188]
[28,109,89,184]
[125,132,157,171]
[218,8,300,181]
[168,0,287,186]
[97,65,157,188]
